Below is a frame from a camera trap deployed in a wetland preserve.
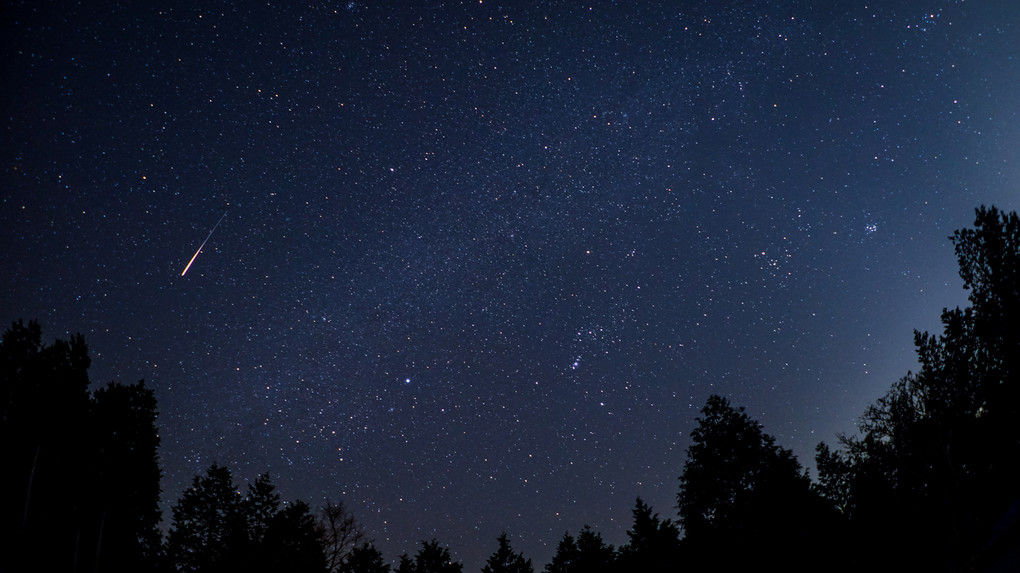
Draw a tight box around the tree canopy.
[342,543,391,573]
[543,525,615,573]
[677,395,808,537]
[615,498,681,572]
[397,540,463,573]
[815,206,1020,571]
[482,533,533,573]
[677,394,837,571]
[166,464,326,573]
[2,320,162,572]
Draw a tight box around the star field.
[3,1,1018,569]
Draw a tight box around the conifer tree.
[482,533,533,573]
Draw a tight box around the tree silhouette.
[574,526,615,573]
[86,380,163,572]
[678,395,807,536]
[243,475,328,573]
[5,206,1010,572]
[341,543,391,573]
[259,500,328,573]
[167,464,332,572]
[166,464,247,572]
[542,532,578,573]
[616,498,680,572]
[543,526,614,573]
[320,498,367,572]
[815,206,1020,571]
[951,206,1019,521]
[398,539,463,573]
[2,320,162,572]
[246,472,281,543]
[482,533,533,573]
[678,394,831,571]
[2,320,91,570]
[396,553,415,573]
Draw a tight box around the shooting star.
[181,212,227,276]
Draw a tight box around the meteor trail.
[181,212,227,276]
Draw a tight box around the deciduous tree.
[320,498,367,572]
[677,395,807,539]
[678,395,829,571]
[815,206,1020,570]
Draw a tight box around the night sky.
[3,0,1018,568]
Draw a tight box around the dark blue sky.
[3,0,1018,568]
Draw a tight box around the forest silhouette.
[3,206,1017,572]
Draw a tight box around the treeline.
[2,320,161,572]
[3,206,1017,572]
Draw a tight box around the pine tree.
[260,500,328,572]
[166,464,246,573]
[616,498,680,572]
[678,395,826,571]
[410,540,462,573]
[246,472,281,542]
[542,532,577,573]
[341,543,391,573]
[574,526,615,573]
[482,533,533,573]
